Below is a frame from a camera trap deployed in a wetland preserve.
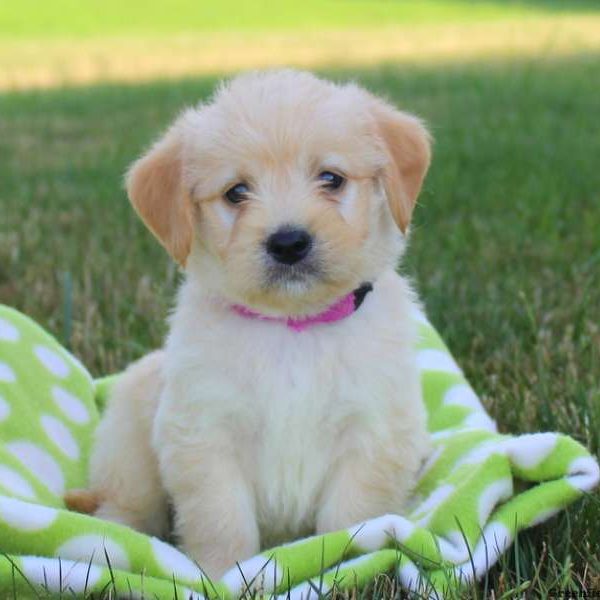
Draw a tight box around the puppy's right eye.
[318,171,345,191]
[224,183,250,205]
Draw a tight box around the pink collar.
[231,283,373,332]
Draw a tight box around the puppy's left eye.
[318,171,345,191]
[224,183,250,204]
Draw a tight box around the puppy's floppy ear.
[126,120,193,267]
[371,100,431,233]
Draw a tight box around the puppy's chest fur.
[159,270,424,544]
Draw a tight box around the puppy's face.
[127,71,431,315]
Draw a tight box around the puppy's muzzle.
[266,227,313,265]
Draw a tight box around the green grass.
[2,0,599,39]
[3,1,598,92]
[1,44,600,600]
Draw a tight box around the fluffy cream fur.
[87,69,432,579]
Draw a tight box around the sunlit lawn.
[1,0,599,90]
[2,0,597,37]
[1,0,599,597]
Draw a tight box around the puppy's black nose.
[266,228,313,265]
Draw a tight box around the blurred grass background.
[1,0,599,89]
[1,0,597,37]
[1,0,599,596]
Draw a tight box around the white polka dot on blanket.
[151,538,203,582]
[348,514,416,552]
[416,349,462,374]
[437,530,470,563]
[0,496,58,530]
[21,556,102,593]
[477,478,512,526]
[452,439,506,472]
[181,589,205,600]
[34,345,70,379]
[413,484,455,527]
[457,521,512,578]
[0,465,36,500]
[57,534,130,571]
[443,384,483,412]
[41,415,79,460]
[279,580,330,600]
[566,456,600,492]
[463,410,497,432]
[6,441,65,496]
[506,433,557,470]
[0,394,10,421]
[223,554,281,595]
[0,318,20,342]
[0,361,16,382]
[398,562,422,593]
[52,385,90,424]
[483,521,512,553]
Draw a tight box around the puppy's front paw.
[165,463,261,580]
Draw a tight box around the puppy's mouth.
[263,259,323,291]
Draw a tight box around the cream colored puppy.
[87,69,432,579]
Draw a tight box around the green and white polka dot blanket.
[0,304,598,598]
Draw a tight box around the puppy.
[85,69,432,579]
